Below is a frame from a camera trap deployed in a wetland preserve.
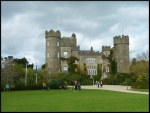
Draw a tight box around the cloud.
[1,1,149,68]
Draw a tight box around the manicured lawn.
[130,88,149,92]
[1,89,149,112]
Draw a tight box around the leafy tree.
[41,63,46,69]
[93,64,102,81]
[130,60,148,77]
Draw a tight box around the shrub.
[81,79,93,85]
[132,81,149,89]
[48,79,61,89]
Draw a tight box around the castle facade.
[45,30,130,79]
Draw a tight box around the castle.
[45,30,130,79]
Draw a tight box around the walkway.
[71,85,149,94]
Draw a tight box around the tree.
[93,64,102,81]
[130,51,149,89]
[41,63,46,69]
[130,51,149,77]
[136,50,149,61]
[130,60,148,77]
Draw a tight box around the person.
[100,80,103,88]
[95,81,98,86]
[77,81,81,91]
[61,83,65,89]
[74,80,77,92]
[97,81,100,88]
[42,82,45,90]
[44,83,47,89]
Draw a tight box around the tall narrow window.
[57,52,59,58]
[47,41,49,46]
[64,52,68,58]
[47,53,49,57]
[57,41,59,46]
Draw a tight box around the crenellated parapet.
[45,30,61,38]
[114,35,129,45]
[102,46,111,51]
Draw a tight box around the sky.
[1,1,149,69]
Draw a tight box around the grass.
[130,88,149,92]
[1,88,149,112]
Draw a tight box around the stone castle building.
[45,30,130,79]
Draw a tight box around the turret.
[113,35,130,73]
[102,46,110,57]
[113,35,129,45]
[45,30,61,74]
[45,30,61,38]
[102,46,111,51]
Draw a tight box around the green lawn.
[130,88,149,92]
[1,89,149,112]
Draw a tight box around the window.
[57,41,59,46]
[64,52,68,58]
[47,41,49,46]
[86,58,97,63]
[64,66,68,71]
[106,67,109,72]
[47,53,49,57]
[87,67,97,75]
[57,52,59,58]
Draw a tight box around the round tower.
[113,35,130,73]
[45,30,61,74]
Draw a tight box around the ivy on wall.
[60,56,79,73]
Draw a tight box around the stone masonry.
[45,30,130,79]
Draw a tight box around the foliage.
[13,57,28,67]
[110,59,117,75]
[93,64,102,81]
[76,63,88,76]
[83,63,87,75]
[48,79,61,89]
[103,73,137,86]
[41,63,46,69]
[130,60,149,77]
[130,51,149,89]
[81,79,93,85]
[60,56,79,73]
[131,75,149,89]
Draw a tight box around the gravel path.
[69,85,149,94]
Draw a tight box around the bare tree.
[136,50,149,61]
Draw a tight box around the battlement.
[102,46,111,51]
[45,30,61,38]
[114,35,129,45]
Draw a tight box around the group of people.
[74,80,81,91]
[95,80,103,88]
[60,83,67,90]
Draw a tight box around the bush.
[103,73,137,85]
[81,79,93,85]
[131,75,149,89]
[132,81,149,89]
[48,79,61,89]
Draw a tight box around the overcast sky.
[1,1,149,69]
